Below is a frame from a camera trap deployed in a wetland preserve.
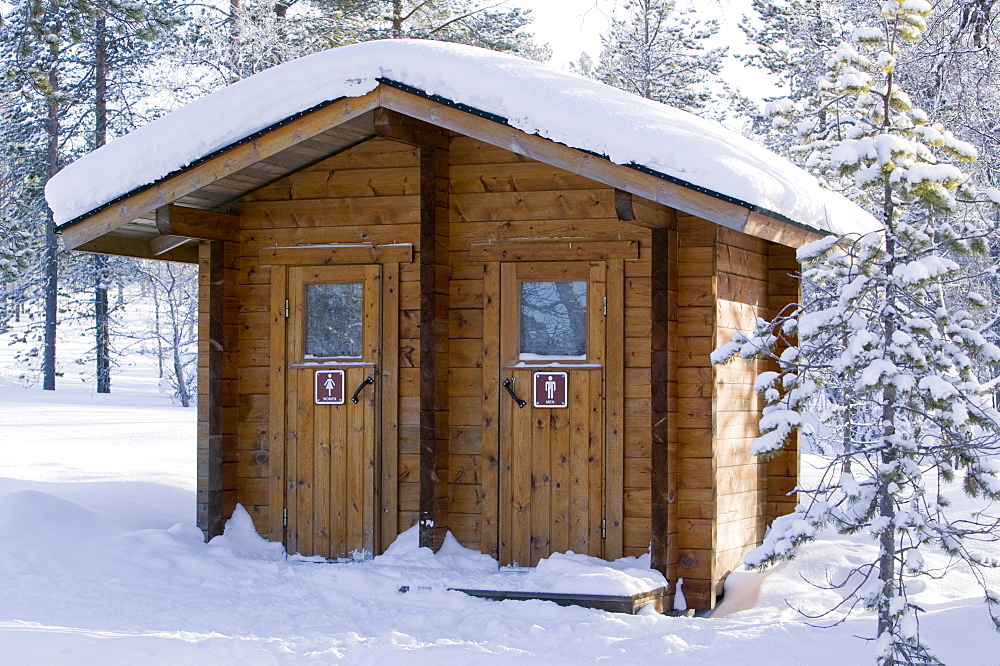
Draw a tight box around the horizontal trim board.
[470,240,639,263]
[260,243,413,265]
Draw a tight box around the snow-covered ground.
[2,320,998,663]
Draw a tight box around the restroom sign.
[533,371,568,408]
[315,369,345,405]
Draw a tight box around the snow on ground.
[2,321,999,663]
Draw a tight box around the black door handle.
[502,378,527,408]
[351,374,375,404]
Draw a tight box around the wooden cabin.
[48,41,875,610]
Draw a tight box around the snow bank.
[3,380,1000,663]
[46,40,879,237]
[361,525,665,596]
[207,504,285,561]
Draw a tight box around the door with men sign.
[280,264,381,560]
[497,261,607,566]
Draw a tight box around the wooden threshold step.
[449,586,667,615]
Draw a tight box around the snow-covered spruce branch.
[719,5,1000,661]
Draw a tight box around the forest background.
[3,0,995,401]
[4,2,1000,662]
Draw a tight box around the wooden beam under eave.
[76,235,199,263]
[58,90,382,251]
[149,234,190,256]
[743,211,824,249]
[615,189,671,229]
[156,204,239,242]
[373,107,450,150]
[378,85,754,234]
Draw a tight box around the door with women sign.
[278,263,382,560]
[496,260,608,566]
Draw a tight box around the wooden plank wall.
[221,130,791,595]
[197,239,240,536]
[766,242,800,522]
[235,137,422,539]
[711,228,772,597]
[446,136,652,556]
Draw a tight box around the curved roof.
[47,39,878,235]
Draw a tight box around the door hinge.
[283,507,288,527]
[284,299,289,319]
[603,296,607,316]
[601,518,606,539]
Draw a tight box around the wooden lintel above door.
[259,243,414,266]
[470,240,638,263]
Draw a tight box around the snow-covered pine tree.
[739,0,870,150]
[0,0,105,390]
[1,0,180,390]
[312,0,550,59]
[891,0,1000,353]
[0,90,45,336]
[715,1,1000,663]
[176,1,548,101]
[83,2,179,394]
[174,0,348,86]
[594,0,727,114]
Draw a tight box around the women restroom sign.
[533,371,568,408]
[315,369,345,405]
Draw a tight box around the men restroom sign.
[315,369,345,405]
[533,371,568,408]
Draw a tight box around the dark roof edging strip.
[57,76,814,236]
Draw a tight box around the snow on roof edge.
[47,39,881,238]
[53,94,352,233]
[56,78,814,238]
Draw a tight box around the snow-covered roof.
[47,39,879,236]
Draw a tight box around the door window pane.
[305,283,363,358]
[520,281,587,357]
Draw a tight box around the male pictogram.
[533,371,567,408]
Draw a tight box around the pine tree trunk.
[875,73,898,662]
[392,0,403,37]
[94,14,111,394]
[229,0,242,81]
[42,55,60,391]
[95,256,111,393]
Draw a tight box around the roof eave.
[56,80,825,250]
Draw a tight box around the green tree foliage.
[717,2,1000,662]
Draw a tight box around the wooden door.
[497,261,607,566]
[283,264,381,560]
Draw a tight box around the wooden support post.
[417,138,451,550]
[650,226,672,581]
[198,240,226,538]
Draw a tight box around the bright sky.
[509,0,779,103]
[511,0,755,67]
